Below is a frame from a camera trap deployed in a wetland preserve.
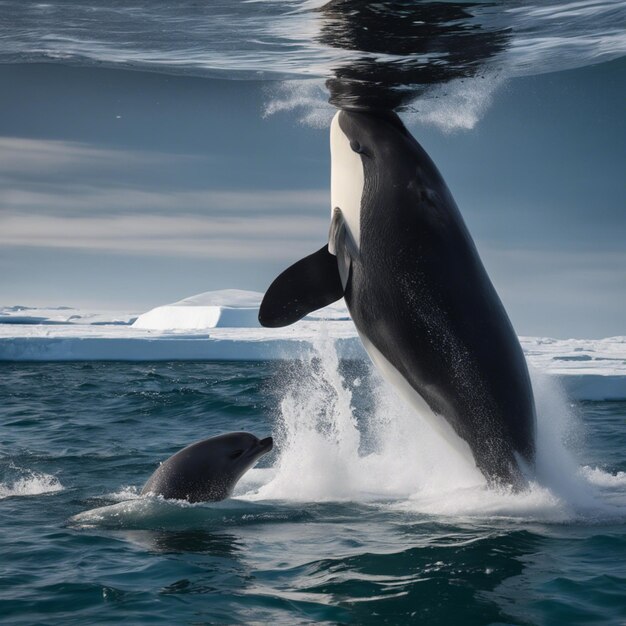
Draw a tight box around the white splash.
[253,330,484,502]
[404,71,505,133]
[264,80,336,129]
[264,70,505,133]
[106,485,141,502]
[248,333,626,522]
[70,493,300,530]
[582,467,626,487]
[0,467,64,499]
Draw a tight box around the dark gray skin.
[338,110,536,488]
[141,432,273,503]
[259,110,536,489]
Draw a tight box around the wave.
[3,1,623,79]
[69,492,311,530]
[247,334,626,523]
[0,465,64,499]
[69,332,625,530]
[3,1,625,130]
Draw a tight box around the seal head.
[141,432,273,503]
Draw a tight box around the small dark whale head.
[141,432,273,503]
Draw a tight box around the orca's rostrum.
[259,109,536,489]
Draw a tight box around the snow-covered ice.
[0,291,361,362]
[133,289,350,330]
[520,336,626,401]
[0,305,138,326]
[1,291,624,401]
[132,290,262,330]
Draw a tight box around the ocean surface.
[2,0,625,624]
[3,0,625,116]
[1,353,625,624]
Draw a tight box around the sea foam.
[69,330,625,527]
[0,467,64,499]
[247,333,626,523]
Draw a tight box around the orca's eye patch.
[350,140,363,153]
[229,449,244,460]
[350,140,370,157]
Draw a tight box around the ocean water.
[2,0,625,120]
[2,0,625,623]
[1,346,625,624]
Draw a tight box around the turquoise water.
[1,360,625,624]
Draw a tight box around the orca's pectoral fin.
[259,245,344,328]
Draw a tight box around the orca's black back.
[341,111,536,485]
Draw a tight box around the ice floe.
[132,290,263,330]
[0,291,624,401]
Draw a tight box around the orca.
[141,432,273,503]
[259,109,536,488]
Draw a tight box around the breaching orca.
[141,432,273,502]
[259,109,536,488]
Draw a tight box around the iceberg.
[519,336,626,402]
[132,290,263,330]
[0,305,137,326]
[0,291,624,401]
[132,290,351,330]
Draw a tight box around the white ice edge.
[1,292,624,401]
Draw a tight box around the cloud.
[0,136,330,259]
[0,137,179,175]
[0,185,329,216]
[0,136,328,213]
[0,213,328,259]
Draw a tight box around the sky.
[0,59,624,338]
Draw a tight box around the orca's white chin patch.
[330,111,364,250]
